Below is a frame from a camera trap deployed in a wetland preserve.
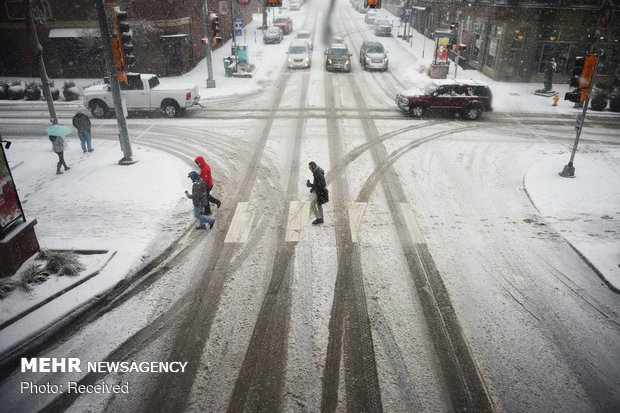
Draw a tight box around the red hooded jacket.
[194,156,213,189]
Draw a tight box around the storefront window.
[532,41,576,74]
[486,37,498,68]
[471,21,483,63]
[597,43,620,76]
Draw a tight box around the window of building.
[532,41,576,74]
[597,43,620,76]
[485,37,498,68]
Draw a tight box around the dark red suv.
[396,80,493,120]
[272,15,293,35]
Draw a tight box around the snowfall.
[0,6,619,363]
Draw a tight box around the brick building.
[385,0,618,84]
[0,0,257,79]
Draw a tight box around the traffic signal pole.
[560,56,598,178]
[95,0,134,164]
[201,0,216,88]
[24,0,57,125]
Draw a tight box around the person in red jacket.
[194,155,221,215]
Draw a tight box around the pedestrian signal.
[365,0,381,8]
[266,0,282,7]
[579,54,597,90]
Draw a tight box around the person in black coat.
[306,161,328,225]
[72,112,93,153]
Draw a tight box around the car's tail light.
[186,92,192,100]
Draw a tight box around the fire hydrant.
[552,93,560,106]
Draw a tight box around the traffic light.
[211,15,220,37]
[115,11,135,68]
[569,56,584,88]
[266,0,282,7]
[110,9,135,84]
[365,0,382,8]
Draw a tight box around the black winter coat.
[308,166,329,205]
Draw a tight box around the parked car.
[295,30,313,50]
[287,40,312,69]
[365,10,378,24]
[273,15,293,35]
[374,19,392,36]
[332,36,344,45]
[83,73,200,118]
[396,80,493,120]
[359,41,388,71]
[264,26,284,44]
[325,44,352,73]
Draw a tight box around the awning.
[48,28,100,38]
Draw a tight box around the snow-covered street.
[1,0,619,412]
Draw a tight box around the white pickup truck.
[83,73,200,118]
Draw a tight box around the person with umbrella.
[72,112,93,153]
[46,124,72,175]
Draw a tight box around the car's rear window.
[289,46,307,54]
[298,33,310,39]
[275,18,287,23]
[367,45,384,53]
[329,48,349,57]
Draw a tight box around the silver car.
[359,40,388,71]
[295,30,313,50]
[263,26,283,44]
[287,40,312,69]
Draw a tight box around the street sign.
[575,114,583,132]
[404,9,412,23]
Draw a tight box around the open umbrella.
[45,124,72,137]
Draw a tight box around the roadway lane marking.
[349,202,367,243]
[224,202,254,243]
[400,203,424,244]
[285,201,310,242]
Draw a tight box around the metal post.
[230,0,238,71]
[201,0,216,88]
[94,0,134,164]
[560,56,598,178]
[24,0,57,125]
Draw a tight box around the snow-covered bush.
[0,81,8,99]
[7,81,24,100]
[62,81,81,101]
[0,278,20,299]
[24,82,42,101]
[39,250,85,276]
[19,263,49,291]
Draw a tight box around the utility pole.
[94,0,134,164]
[201,0,216,88]
[23,0,57,125]
[229,0,238,70]
[560,55,597,178]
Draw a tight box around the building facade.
[386,0,618,84]
[0,0,256,79]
